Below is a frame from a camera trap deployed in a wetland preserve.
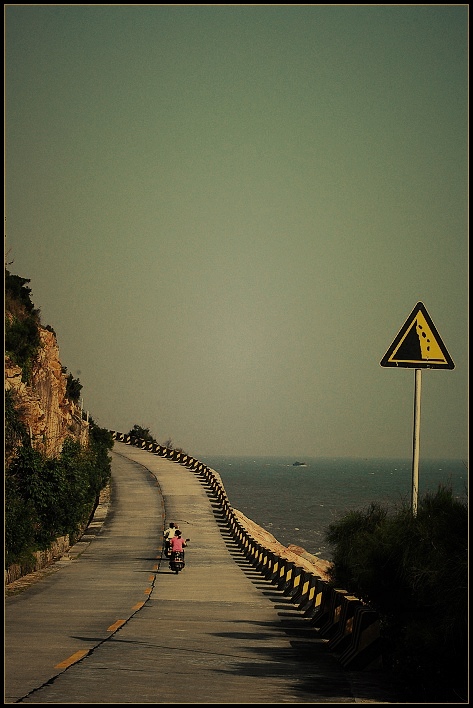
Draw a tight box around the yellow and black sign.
[380,302,454,369]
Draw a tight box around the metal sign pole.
[411,368,422,516]
[381,303,454,516]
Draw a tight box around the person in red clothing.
[169,529,186,552]
[169,529,189,573]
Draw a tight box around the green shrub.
[127,424,157,443]
[5,269,42,382]
[66,373,83,403]
[5,389,29,456]
[5,425,113,566]
[5,270,37,314]
[5,464,39,567]
[5,315,41,381]
[325,484,468,702]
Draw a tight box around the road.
[5,441,398,703]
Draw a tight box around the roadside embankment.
[232,508,332,581]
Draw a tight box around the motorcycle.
[169,539,190,574]
[169,550,185,573]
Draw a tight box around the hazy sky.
[5,5,468,460]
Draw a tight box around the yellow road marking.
[107,619,126,632]
[131,601,145,611]
[55,649,89,669]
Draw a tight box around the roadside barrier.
[290,568,315,608]
[266,554,281,584]
[316,588,350,638]
[306,577,332,623]
[276,558,295,593]
[261,550,277,581]
[255,546,270,575]
[327,594,363,655]
[339,607,382,670]
[284,563,303,599]
[110,431,382,670]
[293,570,320,615]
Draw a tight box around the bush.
[325,485,468,702]
[5,270,39,315]
[5,269,42,382]
[5,460,39,567]
[5,389,29,459]
[65,372,83,403]
[127,424,157,443]
[5,315,41,381]
[5,426,113,567]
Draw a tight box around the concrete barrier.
[294,571,320,615]
[284,563,304,600]
[276,559,295,593]
[305,577,330,621]
[266,555,280,584]
[316,588,349,638]
[327,594,363,654]
[338,607,382,670]
[290,569,312,608]
[255,545,270,575]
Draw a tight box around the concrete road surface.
[5,441,399,703]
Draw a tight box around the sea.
[199,456,468,562]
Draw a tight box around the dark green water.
[200,456,468,561]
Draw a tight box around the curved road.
[5,442,397,703]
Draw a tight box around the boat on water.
[292,461,307,467]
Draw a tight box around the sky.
[5,5,468,461]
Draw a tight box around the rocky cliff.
[5,325,91,585]
[5,326,89,461]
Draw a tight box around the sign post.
[411,368,422,515]
[380,302,454,515]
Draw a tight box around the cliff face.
[5,327,89,460]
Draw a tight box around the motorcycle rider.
[163,522,176,557]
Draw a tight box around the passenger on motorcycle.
[164,522,176,557]
[169,530,190,573]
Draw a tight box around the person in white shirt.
[163,522,176,557]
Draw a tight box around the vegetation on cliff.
[5,409,112,567]
[5,269,113,571]
[5,270,42,383]
[126,423,183,452]
[325,484,468,703]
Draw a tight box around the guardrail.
[111,431,382,670]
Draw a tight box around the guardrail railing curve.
[110,431,382,671]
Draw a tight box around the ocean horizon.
[200,455,468,561]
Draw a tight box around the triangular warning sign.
[380,302,454,369]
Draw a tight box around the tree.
[127,425,157,443]
[325,484,468,702]
[65,372,82,403]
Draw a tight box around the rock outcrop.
[5,327,88,461]
[233,509,333,581]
